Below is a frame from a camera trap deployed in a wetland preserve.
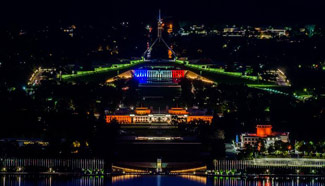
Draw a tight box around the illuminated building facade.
[105,69,213,85]
[256,125,272,137]
[106,107,213,124]
[134,107,151,115]
[133,70,185,79]
[239,125,289,149]
[168,108,188,115]
[172,70,185,78]
[133,69,185,84]
[106,113,171,124]
[106,115,132,124]
[187,116,213,124]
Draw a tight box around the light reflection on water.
[1,175,325,186]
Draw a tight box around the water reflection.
[179,175,207,184]
[1,175,325,186]
[111,175,139,184]
[212,176,325,186]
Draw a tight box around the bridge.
[215,158,325,170]
[0,158,104,173]
[2,157,325,174]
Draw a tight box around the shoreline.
[1,172,325,178]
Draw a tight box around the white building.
[239,125,289,149]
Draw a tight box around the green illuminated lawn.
[61,59,145,82]
[174,60,312,101]
[247,84,282,88]
[175,60,259,83]
[59,58,309,101]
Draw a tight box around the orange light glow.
[256,125,272,137]
[106,115,131,124]
[167,24,173,34]
[168,108,189,115]
[179,175,207,184]
[187,116,213,124]
[168,49,173,59]
[170,166,207,173]
[112,165,147,173]
[134,107,151,115]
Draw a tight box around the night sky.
[0,0,324,25]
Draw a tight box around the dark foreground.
[2,175,325,186]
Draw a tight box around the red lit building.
[239,125,289,149]
[256,125,273,137]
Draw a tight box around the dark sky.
[1,0,324,25]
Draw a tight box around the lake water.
[1,175,325,186]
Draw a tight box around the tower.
[156,158,162,173]
[157,9,163,40]
[143,10,177,60]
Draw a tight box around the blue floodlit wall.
[134,70,148,78]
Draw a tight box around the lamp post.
[213,159,217,173]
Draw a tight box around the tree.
[256,139,267,154]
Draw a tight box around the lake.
[1,175,325,186]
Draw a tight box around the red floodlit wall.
[172,70,185,78]
[256,125,272,137]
